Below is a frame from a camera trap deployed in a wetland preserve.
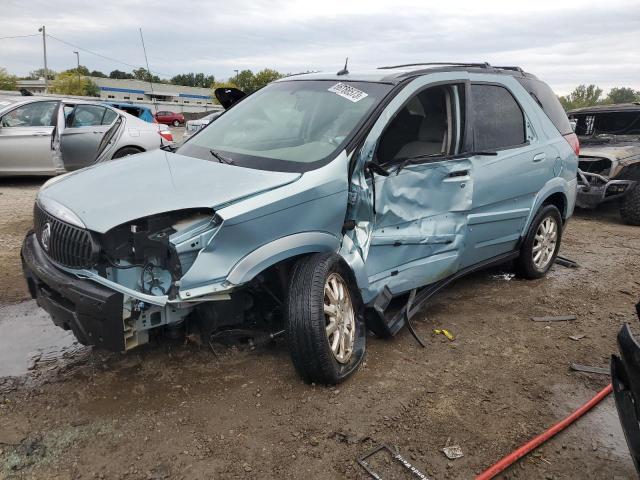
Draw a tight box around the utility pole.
[74,51,80,91]
[234,69,239,84]
[38,26,49,93]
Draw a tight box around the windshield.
[178,80,393,172]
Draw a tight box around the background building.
[15,76,217,113]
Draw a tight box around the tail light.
[563,133,579,156]
[159,130,173,142]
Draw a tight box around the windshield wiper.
[392,150,498,175]
[209,149,235,165]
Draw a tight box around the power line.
[45,33,173,78]
[0,33,39,40]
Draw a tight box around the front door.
[59,104,119,170]
[349,81,474,298]
[0,100,59,175]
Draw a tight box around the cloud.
[0,0,638,94]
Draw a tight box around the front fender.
[226,232,340,285]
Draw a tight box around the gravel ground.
[0,177,638,479]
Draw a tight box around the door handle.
[448,170,469,178]
[533,153,546,163]
[33,132,50,136]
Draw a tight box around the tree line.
[2,65,637,109]
[558,85,640,110]
[0,65,285,99]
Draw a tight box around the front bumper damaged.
[576,169,636,209]
[21,233,126,350]
[611,301,640,474]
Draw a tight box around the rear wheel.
[112,146,142,159]
[286,253,366,384]
[620,184,640,226]
[515,204,562,279]
[172,119,180,127]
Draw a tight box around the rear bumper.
[611,301,640,474]
[576,169,636,208]
[21,232,125,351]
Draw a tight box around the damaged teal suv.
[22,62,578,384]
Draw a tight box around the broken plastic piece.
[442,445,464,460]
[555,256,579,268]
[434,329,455,341]
[531,315,576,322]
[570,363,610,375]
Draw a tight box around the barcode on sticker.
[328,83,368,102]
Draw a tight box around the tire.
[515,204,562,279]
[286,253,366,384]
[172,120,180,127]
[620,185,640,226]
[112,147,142,159]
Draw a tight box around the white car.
[0,96,174,176]
[182,111,221,142]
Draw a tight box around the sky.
[1,0,639,95]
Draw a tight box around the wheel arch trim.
[226,231,340,285]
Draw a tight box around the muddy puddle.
[0,300,87,378]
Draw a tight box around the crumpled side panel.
[362,160,472,296]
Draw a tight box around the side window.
[70,105,108,127]
[376,84,464,163]
[102,108,118,125]
[0,101,58,128]
[471,84,526,150]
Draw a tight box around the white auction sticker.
[328,83,368,102]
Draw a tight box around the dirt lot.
[0,177,638,479]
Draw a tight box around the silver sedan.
[0,96,174,176]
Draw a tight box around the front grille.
[34,203,99,269]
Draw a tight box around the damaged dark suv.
[22,63,578,384]
[569,103,640,224]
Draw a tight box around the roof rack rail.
[494,65,525,73]
[378,62,491,70]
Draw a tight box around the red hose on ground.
[475,383,613,480]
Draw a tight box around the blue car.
[22,62,578,384]
[105,102,156,123]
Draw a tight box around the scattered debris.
[358,443,429,479]
[570,363,609,376]
[328,431,370,445]
[569,334,585,341]
[492,273,516,281]
[442,444,464,460]
[434,329,455,341]
[531,315,577,322]
[555,256,579,268]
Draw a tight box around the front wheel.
[286,253,366,384]
[620,184,640,226]
[172,119,180,127]
[515,204,562,279]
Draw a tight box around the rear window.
[471,84,526,151]
[517,77,572,135]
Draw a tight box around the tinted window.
[471,84,525,150]
[71,105,108,127]
[0,101,57,127]
[517,77,572,135]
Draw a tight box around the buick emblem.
[41,223,51,252]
